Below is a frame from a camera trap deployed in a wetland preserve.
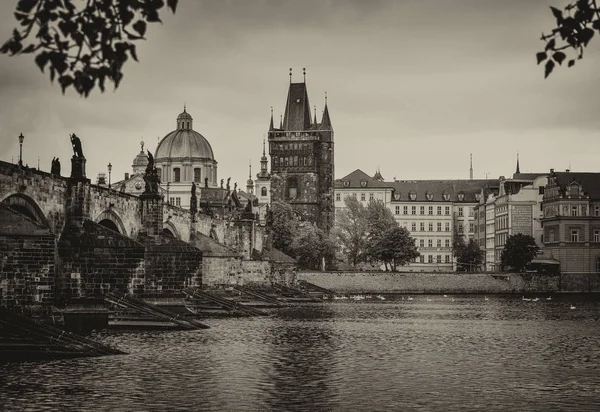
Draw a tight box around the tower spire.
[246,160,254,195]
[469,153,473,180]
[303,67,306,83]
[314,105,318,127]
[262,138,266,157]
[269,106,274,131]
[279,113,283,129]
[289,68,292,84]
[516,152,520,174]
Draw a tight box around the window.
[173,168,181,182]
[420,206,425,215]
[594,230,600,242]
[445,206,450,215]
[403,206,408,215]
[458,223,464,233]
[157,168,162,180]
[437,206,442,215]
[428,222,433,231]
[361,193,366,201]
[582,206,587,216]
[468,208,473,217]
[428,255,433,263]
[428,206,433,215]
[420,255,425,263]
[437,239,442,248]
[437,222,442,232]
[539,186,545,195]
[288,177,299,199]
[412,222,417,231]
[469,223,474,233]
[445,222,450,232]
[458,207,464,217]
[412,206,416,215]
[445,239,450,248]
[194,168,201,183]
[395,206,400,215]
[335,193,340,201]
[352,193,357,198]
[420,222,425,231]
[437,255,442,263]
[571,229,579,242]
[420,239,425,248]
[262,187,268,197]
[445,255,450,263]
[571,206,578,216]
[369,193,374,200]
[428,239,433,248]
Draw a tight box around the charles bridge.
[0,151,293,309]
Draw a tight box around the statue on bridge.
[204,177,209,188]
[190,183,198,219]
[50,157,61,176]
[226,177,231,191]
[143,150,160,195]
[70,134,84,158]
[220,178,224,189]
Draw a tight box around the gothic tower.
[268,70,334,233]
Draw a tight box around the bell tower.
[267,69,334,233]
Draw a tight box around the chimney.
[125,172,129,180]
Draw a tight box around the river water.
[2,294,600,411]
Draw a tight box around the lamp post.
[18,133,24,167]
[107,162,112,190]
[166,182,170,204]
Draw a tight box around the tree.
[291,224,336,271]
[1,0,178,97]
[364,199,398,268]
[368,226,419,272]
[453,232,484,272]
[538,1,600,78]
[270,201,298,257]
[332,196,368,268]
[501,234,540,273]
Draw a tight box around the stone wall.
[560,273,600,292]
[297,271,559,294]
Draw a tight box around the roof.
[512,172,548,180]
[551,172,600,199]
[282,83,312,131]
[264,247,296,264]
[335,169,393,189]
[198,187,242,208]
[388,179,499,203]
[132,149,149,167]
[193,232,239,257]
[155,110,215,161]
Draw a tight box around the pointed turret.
[269,107,274,131]
[279,114,283,129]
[282,83,312,131]
[320,102,332,130]
[470,153,473,180]
[257,138,270,179]
[516,152,521,174]
[246,161,254,195]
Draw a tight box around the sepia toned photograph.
[1,1,599,411]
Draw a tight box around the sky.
[1,0,599,187]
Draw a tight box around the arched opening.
[0,193,49,228]
[162,228,175,238]
[98,219,120,233]
[162,220,180,239]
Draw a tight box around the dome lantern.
[177,105,193,130]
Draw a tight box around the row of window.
[273,156,313,168]
[165,167,203,183]
[271,142,312,153]
[168,197,181,207]
[401,222,474,233]
[546,228,600,243]
[418,239,451,248]
[415,255,452,264]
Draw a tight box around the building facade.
[268,77,334,233]
[542,170,600,273]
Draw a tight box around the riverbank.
[297,271,560,294]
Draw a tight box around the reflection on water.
[1,295,600,411]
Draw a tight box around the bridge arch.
[95,209,127,235]
[0,193,50,228]
[163,220,180,239]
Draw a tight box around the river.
[2,294,600,411]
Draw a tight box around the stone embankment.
[297,271,560,294]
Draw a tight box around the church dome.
[155,109,215,161]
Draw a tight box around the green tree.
[332,196,368,268]
[538,1,600,78]
[364,199,398,267]
[369,226,419,271]
[1,0,178,97]
[270,201,298,257]
[292,224,336,271]
[501,234,540,273]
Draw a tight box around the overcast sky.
[1,0,599,187]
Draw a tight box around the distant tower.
[268,70,334,233]
[516,152,521,174]
[373,166,384,181]
[469,153,473,180]
[246,161,254,195]
[255,138,271,206]
[132,140,149,174]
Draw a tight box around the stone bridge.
[0,160,293,308]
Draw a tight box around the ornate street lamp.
[18,133,24,167]
[108,162,112,189]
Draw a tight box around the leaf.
[167,0,178,13]
[579,27,595,46]
[550,6,563,22]
[17,0,39,14]
[552,51,566,65]
[132,20,147,37]
[34,51,50,71]
[58,75,73,94]
[536,52,547,65]
[544,59,555,79]
[544,38,556,51]
[593,20,600,30]
[568,59,575,67]
[129,44,138,61]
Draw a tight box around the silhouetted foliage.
[292,224,336,271]
[453,237,484,272]
[1,0,178,97]
[271,201,298,257]
[538,1,600,77]
[364,199,401,269]
[501,234,539,273]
